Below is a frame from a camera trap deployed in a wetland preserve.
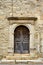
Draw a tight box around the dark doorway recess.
[14,25,30,54]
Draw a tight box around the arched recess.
[14,25,30,54]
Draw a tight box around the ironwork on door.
[14,25,30,53]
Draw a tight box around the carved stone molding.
[7,17,37,21]
[7,17,37,25]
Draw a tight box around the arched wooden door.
[14,25,30,54]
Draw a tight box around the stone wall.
[0,0,43,56]
[0,0,43,17]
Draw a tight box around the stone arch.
[9,24,35,55]
[14,25,30,53]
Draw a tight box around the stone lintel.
[7,17,37,21]
[7,17,37,25]
[9,20,35,25]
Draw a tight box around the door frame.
[8,23,35,55]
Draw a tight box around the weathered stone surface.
[0,0,43,17]
[0,0,43,59]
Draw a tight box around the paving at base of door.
[5,53,42,60]
[0,63,43,65]
[0,58,43,64]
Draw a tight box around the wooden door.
[14,25,30,54]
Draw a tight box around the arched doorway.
[14,25,30,54]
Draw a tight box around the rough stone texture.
[0,27,9,55]
[0,0,43,59]
[0,0,43,17]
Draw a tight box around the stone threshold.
[0,58,43,64]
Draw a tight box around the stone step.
[6,54,38,60]
[0,59,43,64]
[5,53,42,60]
